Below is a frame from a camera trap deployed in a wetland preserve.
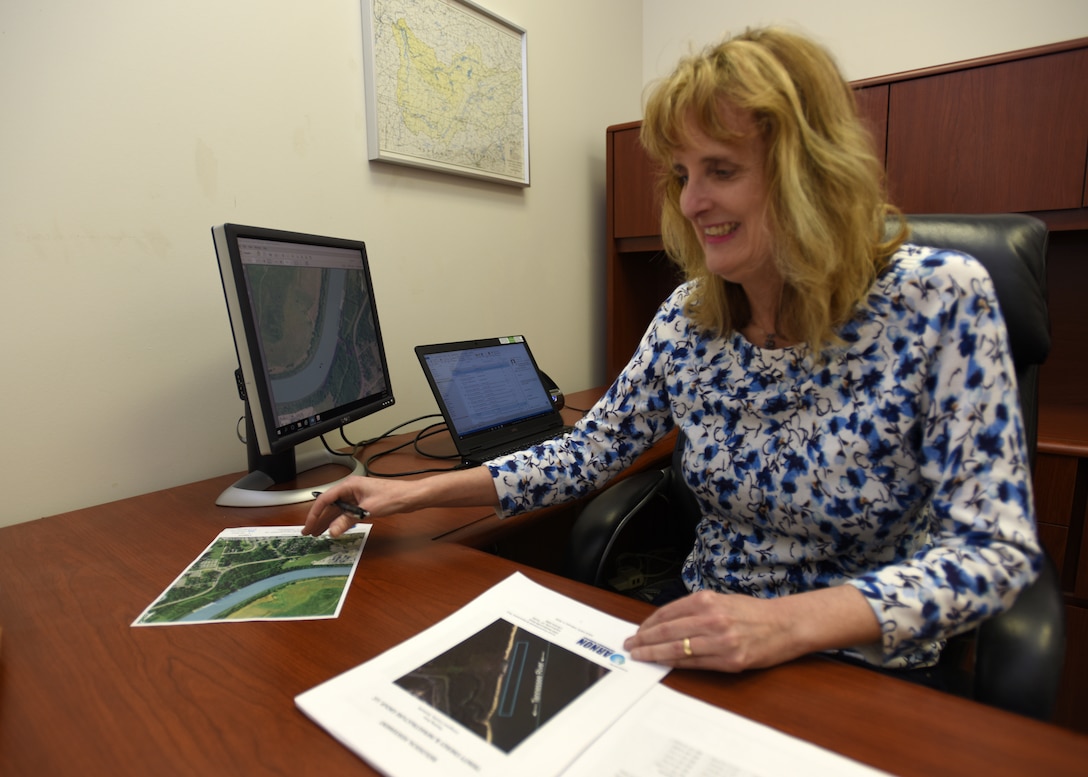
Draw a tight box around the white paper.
[132,525,370,626]
[295,571,670,777]
[560,684,890,777]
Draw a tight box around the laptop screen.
[418,338,555,437]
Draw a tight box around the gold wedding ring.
[682,636,693,657]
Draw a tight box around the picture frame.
[360,0,530,187]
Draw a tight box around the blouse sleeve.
[847,250,1043,665]
[486,286,686,517]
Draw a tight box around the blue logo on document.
[575,636,626,666]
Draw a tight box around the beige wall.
[5,0,1087,529]
[0,0,643,526]
[642,0,1088,84]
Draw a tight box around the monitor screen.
[212,224,394,507]
[420,341,555,436]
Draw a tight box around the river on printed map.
[178,567,349,621]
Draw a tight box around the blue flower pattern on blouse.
[489,246,1041,668]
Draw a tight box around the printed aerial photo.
[394,618,610,753]
[133,533,364,625]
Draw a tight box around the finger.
[303,493,347,536]
[638,592,706,628]
[626,634,700,666]
[625,612,696,651]
[630,603,703,645]
[327,512,357,538]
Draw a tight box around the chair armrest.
[974,555,1066,721]
[561,467,671,586]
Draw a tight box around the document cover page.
[295,572,668,777]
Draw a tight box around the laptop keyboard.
[483,426,573,460]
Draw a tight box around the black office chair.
[562,214,1065,721]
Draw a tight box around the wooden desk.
[2,389,1087,776]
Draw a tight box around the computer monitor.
[212,224,395,507]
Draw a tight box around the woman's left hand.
[622,590,795,671]
[623,585,882,672]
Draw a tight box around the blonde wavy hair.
[641,27,906,349]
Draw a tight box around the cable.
[339,413,443,448]
[320,434,357,460]
[363,432,470,477]
[331,413,470,478]
[411,423,461,460]
[233,412,450,474]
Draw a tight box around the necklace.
[748,286,785,349]
[748,321,780,349]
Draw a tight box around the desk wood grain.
[2,391,1087,776]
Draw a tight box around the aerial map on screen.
[244,262,386,429]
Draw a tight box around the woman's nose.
[679,176,708,220]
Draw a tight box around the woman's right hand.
[302,465,499,538]
[302,476,407,537]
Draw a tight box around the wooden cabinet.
[610,122,661,239]
[605,37,1088,732]
[1034,453,1082,587]
[852,85,888,167]
[604,122,680,377]
[878,48,1088,214]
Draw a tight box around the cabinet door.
[854,84,889,168]
[1034,452,1078,585]
[886,49,1088,213]
[610,126,661,238]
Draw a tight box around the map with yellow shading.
[364,0,528,185]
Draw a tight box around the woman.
[305,27,1041,676]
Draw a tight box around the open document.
[561,683,890,777]
[132,525,370,626]
[295,572,670,777]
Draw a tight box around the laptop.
[415,336,571,465]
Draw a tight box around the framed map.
[361,0,529,186]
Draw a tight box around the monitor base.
[215,449,366,508]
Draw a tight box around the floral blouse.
[488,245,1042,668]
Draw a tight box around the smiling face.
[671,104,777,290]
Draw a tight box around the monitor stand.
[215,413,366,508]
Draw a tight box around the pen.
[312,491,369,519]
